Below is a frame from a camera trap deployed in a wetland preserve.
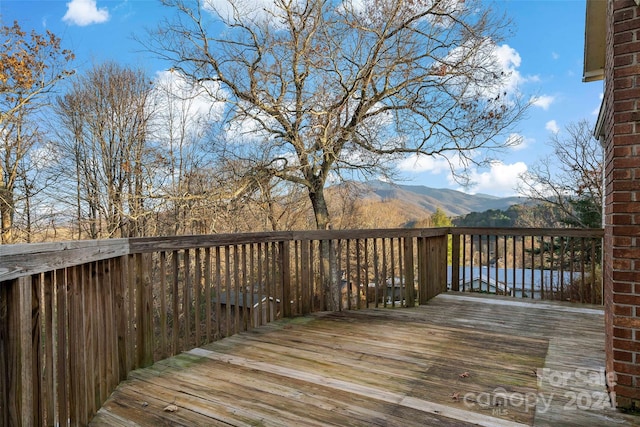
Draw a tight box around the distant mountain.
[332,180,525,218]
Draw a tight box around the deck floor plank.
[91,293,640,427]
[138,354,464,427]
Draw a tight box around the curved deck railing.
[0,227,602,426]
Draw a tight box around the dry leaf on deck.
[163,404,179,412]
[459,371,470,378]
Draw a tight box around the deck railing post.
[300,240,311,315]
[438,234,447,295]
[1,277,34,426]
[114,256,128,382]
[423,234,448,301]
[451,231,460,291]
[417,237,427,305]
[134,253,153,368]
[403,237,415,307]
[280,241,292,318]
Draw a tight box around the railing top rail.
[127,228,449,253]
[0,239,129,282]
[0,226,603,283]
[449,227,604,238]
[0,229,448,282]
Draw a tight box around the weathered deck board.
[91,293,639,427]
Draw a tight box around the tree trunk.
[0,186,14,244]
[308,185,340,310]
[309,186,330,230]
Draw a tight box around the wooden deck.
[91,293,639,427]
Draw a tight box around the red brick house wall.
[603,0,640,410]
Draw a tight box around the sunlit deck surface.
[91,293,638,427]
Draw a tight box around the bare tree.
[0,22,74,243]
[149,0,527,230]
[148,70,220,235]
[518,119,603,228]
[149,0,528,308]
[53,62,154,238]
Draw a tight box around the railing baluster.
[240,244,248,330]
[256,243,264,325]
[195,248,202,346]
[560,237,565,301]
[266,242,272,322]
[581,237,587,304]
[233,245,240,335]
[497,236,501,291]
[591,238,598,304]
[381,238,388,307]
[293,240,300,316]
[272,242,278,321]
[301,240,310,315]
[345,239,351,310]
[55,268,69,426]
[469,235,474,292]
[97,261,108,405]
[356,239,362,310]
[280,241,291,319]
[539,236,545,299]
[372,238,379,307]
[183,249,191,351]
[215,246,222,339]
[549,237,555,299]
[159,251,167,359]
[462,234,467,292]
[204,247,212,343]
[125,256,135,373]
[403,237,414,307]
[171,251,179,356]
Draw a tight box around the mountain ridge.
[333,180,525,218]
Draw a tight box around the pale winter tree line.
[0,0,601,246]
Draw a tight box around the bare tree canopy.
[53,62,154,239]
[149,0,528,230]
[518,119,603,228]
[0,21,74,243]
[0,21,74,125]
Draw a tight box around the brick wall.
[604,0,640,410]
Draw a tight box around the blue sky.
[1,0,603,197]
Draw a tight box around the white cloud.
[62,0,109,26]
[488,43,523,95]
[399,153,527,196]
[463,161,528,196]
[545,120,560,134]
[440,40,523,101]
[551,52,559,60]
[150,70,225,144]
[531,95,555,110]
[397,154,455,174]
[592,92,604,115]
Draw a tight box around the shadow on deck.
[91,293,638,427]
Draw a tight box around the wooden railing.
[450,228,604,304]
[0,228,448,426]
[0,227,604,426]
